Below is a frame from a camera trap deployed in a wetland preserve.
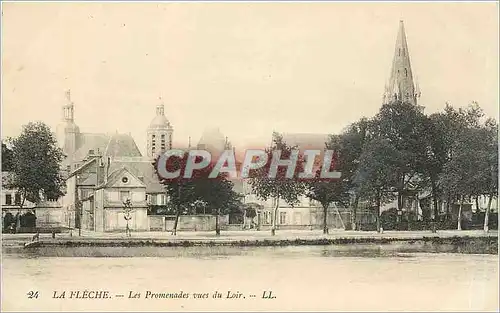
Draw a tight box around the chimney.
[104,157,111,184]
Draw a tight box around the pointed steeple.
[383,20,420,106]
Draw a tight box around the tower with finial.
[57,89,80,162]
[383,20,421,106]
[147,96,173,158]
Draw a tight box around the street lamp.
[123,198,133,237]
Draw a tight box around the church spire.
[383,20,420,106]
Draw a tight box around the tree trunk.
[352,195,359,231]
[445,196,451,221]
[271,197,279,236]
[16,194,26,234]
[172,207,181,236]
[431,181,438,233]
[323,204,328,235]
[484,194,493,233]
[376,191,381,233]
[242,208,247,230]
[215,209,221,236]
[172,184,182,236]
[457,196,463,231]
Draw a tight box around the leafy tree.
[331,118,372,230]
[306,169,348,234]
[305,134,351,234]
[482,119,498,232]
[248,132,306,236]
[193,166,243,236]
[370,100,429,223]
[436,103,498,231]
[153,152,197,235]
[354,138,399,233]
[7,122,65,210]
[2,141,14,172]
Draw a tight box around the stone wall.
[150,214,230,232]
[36,204,66,230]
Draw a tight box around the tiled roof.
[70,133,142,164]
[73,133,110,162]
[80,173,97,186]
[104,133,142,158]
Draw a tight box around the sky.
[2,2,498,155]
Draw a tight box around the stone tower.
[147,98,173,158]
[383,20,421,106]
[56,89,80,162]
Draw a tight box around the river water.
[2,244,498,311]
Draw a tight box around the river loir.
[2,244,498,311]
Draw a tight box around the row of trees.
[244,100,498,235]
[3,100,497,236]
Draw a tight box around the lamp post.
[123,198,133,237]
[76,200,83,237]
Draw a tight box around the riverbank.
[3,230,498,253]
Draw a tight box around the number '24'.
[27,291,39,299]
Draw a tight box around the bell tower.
[147,97,173,158]
[56,89,80,162]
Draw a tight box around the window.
[5,194,12,205]
[399,48,401,56]
[405,68,408,77]
[121,177,129,184]
[14,193,21,205]
[150,194,157,205]
[161,134,165,139]
[279,212,287,225]
[262,211,270,224]
[120,190,130,202]
[81,189,91,199]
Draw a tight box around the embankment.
[21,235,498,254]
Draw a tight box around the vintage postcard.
[1,1,499,312]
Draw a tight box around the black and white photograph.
[1,1,498,311]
